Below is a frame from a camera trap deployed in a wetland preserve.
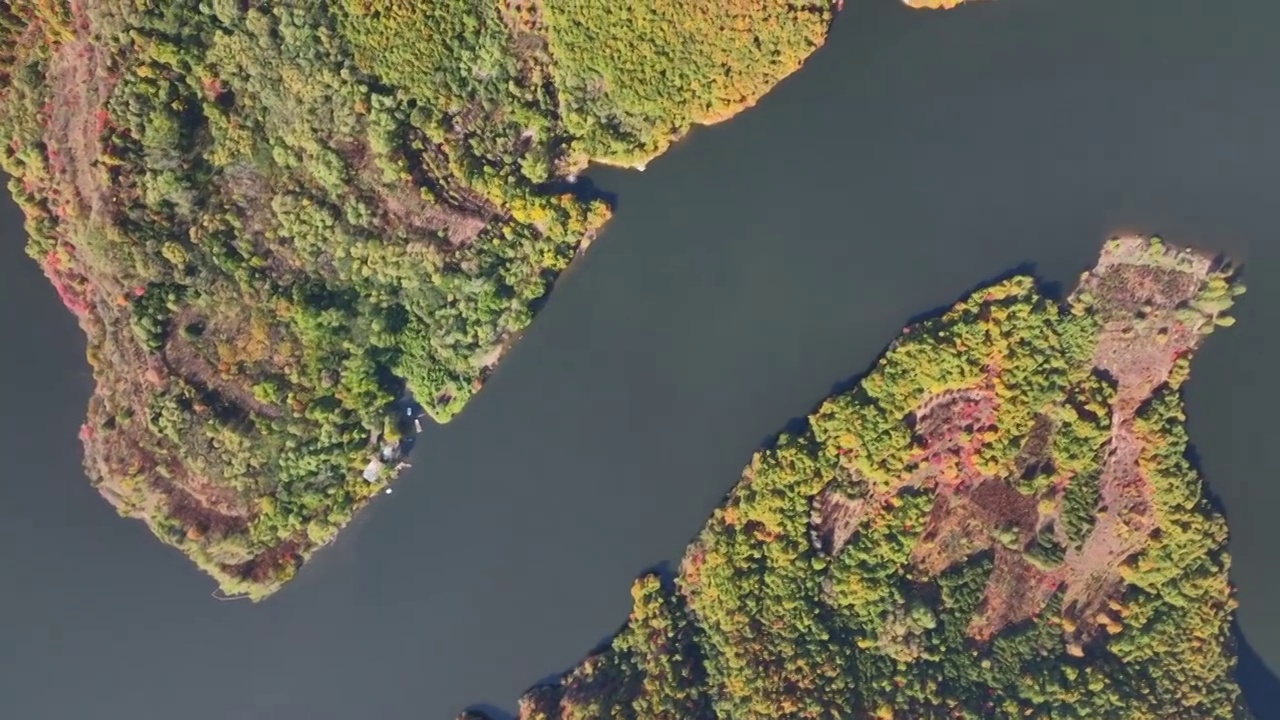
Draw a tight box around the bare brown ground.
[812,487,867,556]
[972,548,1056,640]
[1084,256,1204,416]
[1012,414,1056,479]
[901,385,1003,584]
[911,385,998,490]
[967,245,1217,641]
[42,0,113,223]
[82,375,251,537]
[912,493,990,575]
[500,0,547,40]
[1055,424,1149,632]
[384,183,488,246]
[1054,238,1217,638]
[815,238,1223,644]
[913,387,992,432]
[917,473,1051,641]
[969,478,1041,534]
[159,479,249,539]
[335,139,490,246]
[225,539,301,585]
[819,385,1007,577]
[162,308,283,419]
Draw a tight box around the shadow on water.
[735,253,1280,716]
[526,174,620,318]
[537,174,619,211]
[1238,625,1280,719]
[902,261,1043,326]
[459,704,516,720]
[476,559,687,712]
[761,260,1060,450]
[1187,438,1280,718]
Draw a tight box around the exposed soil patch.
[226,539,301,585]
[407,129,507,227]
[912,493,990,575]
[970,548,1058,642]
[1057,422,1151,640]
[42,0,115,223]
[161,480,249,540]
[969,477,1040,534]
[812,486,866,556]
[162,308,283,420]
[337,138,490,246]
[911,386,998,490]
[500,0,549,55]
[383,182,488,247]
[1012,414,1056,479]
[813,238,1228,645]
[1076,237,1215,414]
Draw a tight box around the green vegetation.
[537,0,833,167]
[0,0,836,597]
[467,238,1247,720]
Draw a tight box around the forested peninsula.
[463,237,1248,720]
[0,0,859,597]
[0,2,1253,717]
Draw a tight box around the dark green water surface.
[3,1,1280,717]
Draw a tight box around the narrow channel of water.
[3,1,1280,718]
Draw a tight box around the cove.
[3,0,1280,718]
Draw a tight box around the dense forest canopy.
[0,2,1252,717]
[465,237,1248,720]
[0,0,838,596]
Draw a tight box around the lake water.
[4,0,1280,717]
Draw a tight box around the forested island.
[461,237,1248,719]
[0,0,858,597]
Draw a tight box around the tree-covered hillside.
[0,0,838,597]
[468,237,1248,720]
